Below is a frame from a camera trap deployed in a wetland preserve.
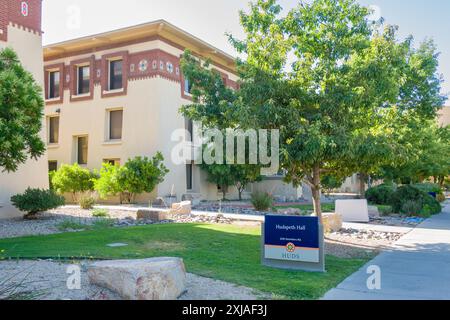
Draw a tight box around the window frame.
[48,70,60,100]
[48,115,60,145]
[108,59,124,91]
[106,108,124,141]
[186,163,193,191]
[76,136,89,166]
[77,64,91,96]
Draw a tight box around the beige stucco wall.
[438,106,450,127]
[0,26,49,219]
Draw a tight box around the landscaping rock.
[368,206,380,218]
[87,257,187,300]
[136,209,172,221]
[171,201,192,215]
[279,208,302,216]
[322,213,343,233]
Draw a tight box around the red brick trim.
[69,55,95,102]
[44,63,64,105]
[44,35,237,76]
[101,51,129,98]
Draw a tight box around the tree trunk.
[359,173,367,199]
[221,185,227,201]
[311,165,323,224]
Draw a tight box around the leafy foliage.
[94,154,169,204]
[0,48,45,173]
[79,194,96,210]
[180,0,445,220]
[389,185,441,216]
[365,184,396,205]
[92,209,109,218]
[10,188,65,219]
[51,164,96,201]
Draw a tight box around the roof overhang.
[43,20,236,73]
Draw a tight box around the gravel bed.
[0,260,263,300]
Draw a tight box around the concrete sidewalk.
[323,202,450,300]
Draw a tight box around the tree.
[51,164,96,202]
[93,163,122,201]
[0,48,45,172]
[94,154,169,204]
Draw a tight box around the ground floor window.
[48,161,58,172]
[104,158,121,166]
[77,136,88,165]
[186,163,193,190]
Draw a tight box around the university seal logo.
[286,242,296,253]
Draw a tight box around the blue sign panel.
[264,215,320,263]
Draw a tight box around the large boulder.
[322,213,343,233]
[368,205,380,218]
[87,257,187,300]
[170,201,192,215]
[335,199,370,222]
[136,209,171,221]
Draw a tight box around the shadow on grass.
[0,223,370,300]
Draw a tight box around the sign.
[21,2,29,17]
[264,215,320,263]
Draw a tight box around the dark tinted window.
[109,60,123,90]
[78,66,90,94]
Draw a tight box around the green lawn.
[0,223,368,300]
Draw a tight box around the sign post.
[262,215,325,272]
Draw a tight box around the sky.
[42,0,450,100]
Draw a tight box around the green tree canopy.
[0,48,45,172]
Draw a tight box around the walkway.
[323,202,450,300]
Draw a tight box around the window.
[185,118,193,142]
[77,65,90,95]
[77,136,88,165]
[48,71,60,99]
[48,116,59,144]
[48,161,58,172]
[109,60,123,90]
[184,78,192,95]
[104,159,121,166]
[109,110,123,140]
[186,164,193,190]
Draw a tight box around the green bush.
[10,188,65,219]
[94,154,169,204]
[390,185,441,216]
[92,209,109,218]
[251,192,273,211]
[437,193,446,203]
[365,184,395,205]
[57,220,88,231]
[79,194,96,210]
[401,200,422,216]
[377,205,393,216]
[413,183,442,195]
[51,164,97,202]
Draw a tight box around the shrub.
[92,209,109,218]
[401,200,422,216]
[92,218,115,229]
[390,185,442,216]
[51,164,97,202]
[79,194,96,210]
[413,183,442,195]
[251,192,273,211]
[94,154,169,204]
[10,188,65,219]
[437,193,446,203]
[377,205,393,216]
[365,184,395,205]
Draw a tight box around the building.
[43,20,302,204]
[0,0,49,218]
[438,106,450,127]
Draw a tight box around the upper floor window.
[109,109,123,140]
[48,116,59,144]
[48,71,60,99]
[109,59,123,91]
[77,65,90,95]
